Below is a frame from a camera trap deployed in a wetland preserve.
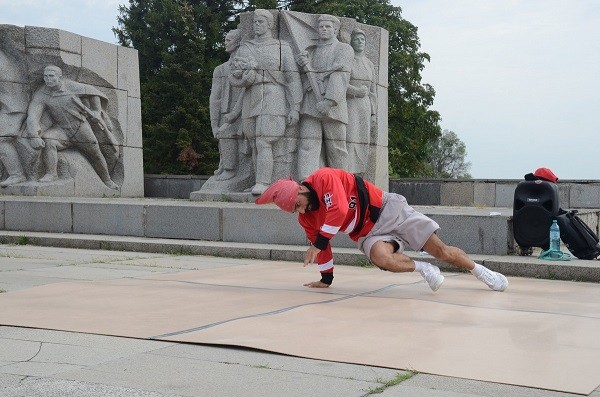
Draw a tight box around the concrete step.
[1,196,598,258]
[0,196,516,255]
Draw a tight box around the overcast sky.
[2,0,598,180]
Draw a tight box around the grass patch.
[357,259,375,268]
[366,372,415,394]
[250,364,270,369]
[17,235,28,245]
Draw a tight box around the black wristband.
[320,272,334,285]
[313,233,330,251]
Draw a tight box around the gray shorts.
[357,192,439,260]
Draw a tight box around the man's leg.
[252,115,285,195]
[213,140,225,176]
[253,135,274,194]
[215,138,237,181]
[421,233,474,270]
[297,116,322,180]
[322,119,348,170]
[75,125,118,189]
[369,240,444,291]
[78,142,118,189]
[0,138,26,186]
[39,129,66,182]
[242,117,257,190]
[422,233,508,291]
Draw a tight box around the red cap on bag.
[255,178,299,213]
[533,167,558,183]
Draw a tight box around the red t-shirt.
[299,168,383,277]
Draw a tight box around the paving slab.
[387,374,600,397]
[0,242,598,397]
[2,378,188,397]
[0,326,400,397]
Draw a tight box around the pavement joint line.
[150,284,400,339]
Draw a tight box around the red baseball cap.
[255,178,299,213]
[533,167,558,183]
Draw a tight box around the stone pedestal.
[0,24,143,197]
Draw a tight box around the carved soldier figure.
[210,29,245,181]
[0,48,44,187]
[295,14,354,180]
[346,28,377,174]
[0,86,41,186]
[230,9,302,195]
[26,65,119,189]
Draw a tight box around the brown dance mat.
[1,261,598,395]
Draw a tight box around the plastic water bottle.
[549,219,561,251]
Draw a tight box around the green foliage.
[114,0,239,174]
[426,129,472,179]
[115,0,445,177]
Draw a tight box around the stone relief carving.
[0,24,143,197]
[295,14,354,180]
[230,9,302,195]
[26,65,119,189]
[346,28,377,175]
[194,10,390,199]
[201,28,255,194]
[210,29,246,182]
[0,84,29,187]
[0,31,29,187]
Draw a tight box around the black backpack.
[556,209,600,260]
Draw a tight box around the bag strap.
[353,174,381,232]
[354,174,369,234]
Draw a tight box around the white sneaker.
[419,263,444,291]
[476,267,508,292]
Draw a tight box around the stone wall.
[0,24,143,197]
[389,179,600,209]
[149,174,600,210]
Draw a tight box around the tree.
[114,0,441,177]
[113,0,242,174]
[426,129,472,179]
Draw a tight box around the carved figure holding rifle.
[295,14,354,180]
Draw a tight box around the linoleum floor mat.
[1,262,598,395]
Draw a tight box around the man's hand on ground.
[303,281,330,288]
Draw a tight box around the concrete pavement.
[1,241,599,397]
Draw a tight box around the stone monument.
[192,10,388,201]
[0,24,143,197]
